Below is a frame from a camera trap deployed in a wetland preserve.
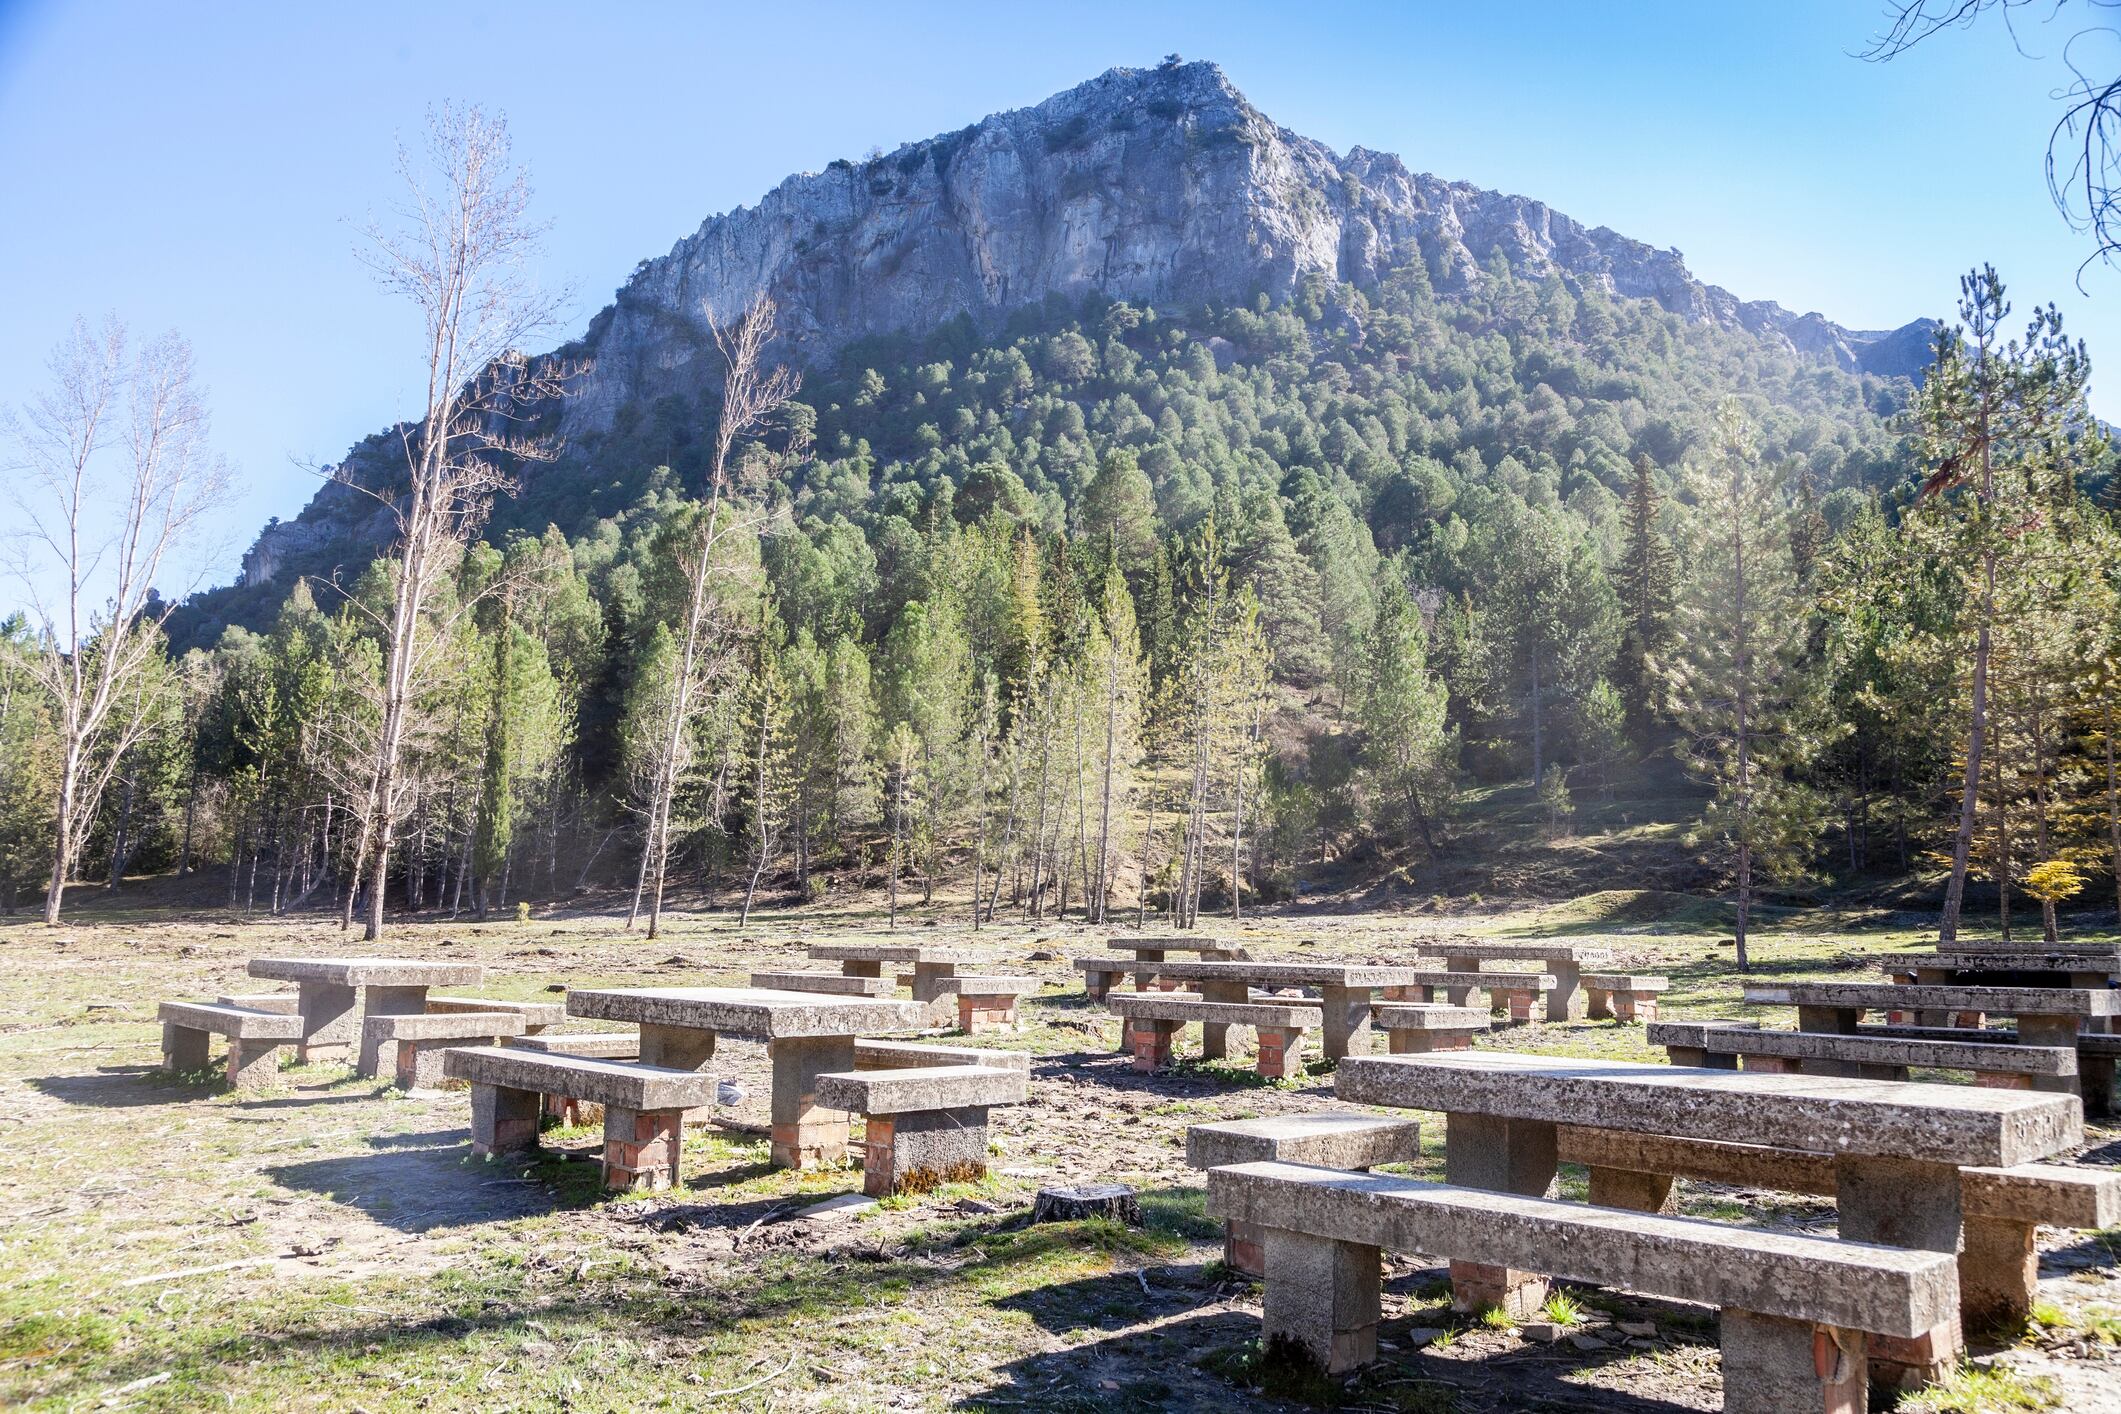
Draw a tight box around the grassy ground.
[1,896,2118,1411]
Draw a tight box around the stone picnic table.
[1094,959,1436,1059]
[1863,950,2121,991]
[1742,980,2121,1096]
[807,942,991,1024]
[563,985,926,1169]
[245,956,483,1076]
[1419,939,1615,1021]
[1335,1048,2082,1382]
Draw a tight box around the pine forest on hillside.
[8,110,2121,963]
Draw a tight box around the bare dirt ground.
[1,898,2117,1412]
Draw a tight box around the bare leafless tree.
[4,318,230,924]
[1865,1,2121,279]
[337,104,570,940]
[628,293,799,939]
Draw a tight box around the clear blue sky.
[0,0,2108,598]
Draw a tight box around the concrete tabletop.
[1335,1050,2080,1168]
[1423,941,1617,963]
[1743,980,2121,1016]
[1866,952,2121,974]
[1104,937,1247,956]
[806,943,987,965]
[565,986,927,1038]
[246,957,484,987]
[1070,958,1428,987]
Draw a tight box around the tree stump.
[1032,1183,1141,1225]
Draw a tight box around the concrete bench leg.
[1318,985,1374,1060]
[162,1022,211,1073]
[1973,1071,2033,1090]
[1128,1018,1179,1072]
[1960,1214,2037,1332]
[640,1022,717,1126]
[1261,1226,1381,1375]
[356,984,429,1079]
[1223,1218,1266,1277]
[1444,1111,1557,1316]
[1743,1055,1800,1075]
[2083,1054,2116,1118]
[1388,1029,1470,1054]
[1612,993,1656,1023]
[603,1105,683,1191]
[1854,1063,1908,1083]
[1085,972,1113,1003]
[226,1038,282,1092]
[842,959,884,979]
[1665,1044,1737,1069]
[1588,1165,1676,1214]
[470,1083,541,1158]
[1199,978,1249,1059]
[956,992,1019,1034]
[1585,988,1613,1021]
[295,980,359,1065]
[1547,961,1580,1022]
[1836,1155,1963,1389]
[863,1105,990,1196]
[768,1034,856,1169]
[394,1038,475,1091]
[1719,1311,1866,1414]
[1254,1026,1305,1080]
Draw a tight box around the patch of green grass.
[1477,1306,1516,1330]
[1541,1291,1584,1327]
[1900,1362,2059,1412]
[0,1310,117,1363]
[2029,1299,2121,1344]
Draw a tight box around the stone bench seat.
[364,1011,526,1089]
[1581,973,1670,1022]
[931,974,1042,1033]
[1187,1113,1424,1273]
[815,1065,1027,1196]
[158,1001,306,1091]
[749,969,895,998]
[1554,1125,2119,1328]
[1206,1160,1957,1413]
[1370,1002,1491,1053]
[1107,993,1325,1079]
[854,1038,1031,1072]
[1381,970,1556,1022]
[1651,1019,2076,1087]
[214,992,299,1015]
[443,1045,720,1192]
[506,1031,641,1058]
[426,996,566,1029]
[503,1031,642,1121]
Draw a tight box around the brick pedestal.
[1612,994,1656,1023]
[956,993,1020,1034]
[603,1105,682,1191]
[1253,1026,1305,1080]
[1128,1018,1178,1072]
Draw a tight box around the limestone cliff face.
[230,60,1930,598]
[562,59,1928,438]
